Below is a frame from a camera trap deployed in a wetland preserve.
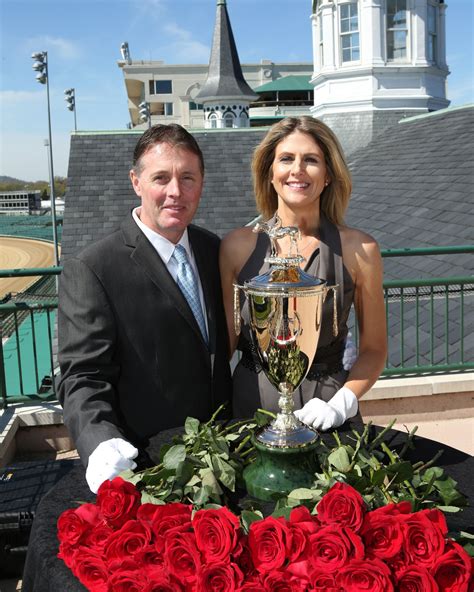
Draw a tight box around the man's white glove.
[294,386,358,431]
[342,331,357,371]
[85,438,139,494]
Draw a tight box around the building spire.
[195,0,257,103]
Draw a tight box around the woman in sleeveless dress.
[220,116,387,430]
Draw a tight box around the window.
[427,3,437,64]
[189,101,203,110]
[387,0,408,61]
[224,113,234,128]
[164,102,173,116]
[155,80,172,94]
[209,113,217,128]
[340,2,359,63]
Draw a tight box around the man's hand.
[294,386,358,431]
[342,331,357,371]
[85,438,138,494]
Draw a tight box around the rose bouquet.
[57,477,472,592]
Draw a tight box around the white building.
[0,190,41,215]
[311,0,449,116]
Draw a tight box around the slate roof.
[346,105,474,281]
[195,0,258,103]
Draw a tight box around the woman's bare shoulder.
[220,226,258,273]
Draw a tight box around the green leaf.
[140,491,163,505]
[212,456,236,491]
[175,461,194,487]
[241,510,263,532]
[287,488,318,501]
[423,467,444,481]
[120,469,141,484]
[371,468,387,486]
[193,486,212,506]
[386,461,414,483]
[328,447,351,472]
[163,444,186,470]
[184,417,200,436]
[436,505,462,513]
[272,506,293,519]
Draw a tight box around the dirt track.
[0,236,56,297]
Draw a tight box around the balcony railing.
[0,247,472,408]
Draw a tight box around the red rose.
[307,525,364,573]
[316,482,366,532]
[232,535,255,577]
[108,568,148,592]
[376,500,412,516]
[151,503,192,552]
[289,505,320,534]
[83,522,114,553]
[144,566,184,592]
[335,558,394,592]
[136,544,165,567]
[73,548,109,592]
[309,572,338,592]
[262,570,308,592]
[248,516,292,574]
[57,509,90,547]
[432,541,473,592]
[96,476,141,528]
[165,531,202,586]
[57,542,78,569]
[105,519,152,562]
[360,508,406,560]
[197,561,244,591]
[193,506,241,562]
[237,578,265,591]
[404,511,446,568]
[396,566,439,591]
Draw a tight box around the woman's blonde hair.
[252,116,351,225]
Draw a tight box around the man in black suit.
[58,124,231,493]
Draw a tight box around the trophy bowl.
[234,218,337,500]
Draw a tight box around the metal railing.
[0,247,472,408]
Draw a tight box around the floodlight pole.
[36,52,59,267]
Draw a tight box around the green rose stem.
[381,441,419,501]
[398,426,418,459]
[368,419,397,452]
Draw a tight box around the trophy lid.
[245,266,326,291]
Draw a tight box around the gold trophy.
[234,217,337,500]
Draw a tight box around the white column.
[311,13,321,74]
[360,0,385,65]
[438,1,448,69]
[321,0,336,71]
[414,0,429,66]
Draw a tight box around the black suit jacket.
[58,215,232,463]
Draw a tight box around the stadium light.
[138,101,151,129]
[64,88,77,132]
[31,51,59,267]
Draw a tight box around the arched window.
[224,113,234,128]
[209,113,218,129]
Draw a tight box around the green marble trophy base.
[243,433,319,502]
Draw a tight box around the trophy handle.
[325,285,339,337]
[233,283,242,336]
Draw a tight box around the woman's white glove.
[294,386,358,431]
[342,331,357,371]
[85,438,138,494]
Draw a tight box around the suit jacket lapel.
[121,216,207,345]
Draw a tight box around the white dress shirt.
[132,207,208,334]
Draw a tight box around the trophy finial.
[253,215,304,266]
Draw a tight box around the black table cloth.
[21,420,473,592]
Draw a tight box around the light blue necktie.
[172,244,208,343]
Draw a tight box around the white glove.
[85,438,138,494]
[342,331,357,371]
[294,386,358,431]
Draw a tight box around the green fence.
[0,247,473,408]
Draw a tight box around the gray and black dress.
[233,214,355,418]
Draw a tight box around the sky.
[0,0,473,182]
